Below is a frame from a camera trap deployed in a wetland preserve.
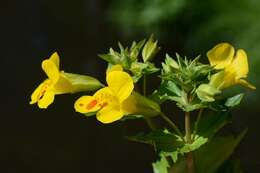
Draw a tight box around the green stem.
[193,108,203,140]
[185,111,195,173]
[143,75,147,96]
[144,117,156,130]
[185,112,192,143]
[159,112,185,141]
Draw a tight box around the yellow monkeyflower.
[207,43,255,90]
[30,52,102,109]
[74,65,134,124]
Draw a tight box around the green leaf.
[152,153,170,173]
[217,159,244,173]
[62,72,103,93]
[194,129,247,173]
[179,135,208,154]
[142,34,160,62]
[196,111,232,138]
[225,94,244,108]
[127,130,183,152]
[128,130,208,163]
[151,81,182,104]
[170,130,247,173]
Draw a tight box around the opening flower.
[207,43,255,90]
[74,65,134,124]
[30,52,102,109]
[30,52,74,108]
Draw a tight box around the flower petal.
[42,59,60,83]
[94,87,120,106]
[74,96,101,114]
[37,90,55,109]
[30,80,50,105]
[106,71,134,102]
[96,105,124,124]
[207,43,235,69]
[106,64,123,74]
[231,49,249,79]
[49,52,60,69]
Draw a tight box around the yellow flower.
[30,52,102,109]
[74,65,134,124]
[207,43,255,90]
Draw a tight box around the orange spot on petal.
[86,100,98,110]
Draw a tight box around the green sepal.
[130,39,146,61]
[98,53,120,65]
[130,62,159,82]
[142,34,160,62]
[196,84,221,102]
[62,72,103,93]
[124,92,161,118]
[84,111,97,117]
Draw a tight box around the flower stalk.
[159,112,185,141]
[185,111,195,173]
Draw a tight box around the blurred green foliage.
[107,0,260,103]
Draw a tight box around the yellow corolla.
[74,65,134,124]
[207,43,255,90]
[30,52,74,109]
[30,52,102,109]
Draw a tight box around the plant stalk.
[193,108,203,140]
[159,112,185,141]
[185,111,195,173]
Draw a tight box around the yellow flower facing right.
[207,43,256,90]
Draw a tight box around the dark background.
[1,0,260,172]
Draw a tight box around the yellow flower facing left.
[207,43,256,90]
[74,65,134,124]
[30,52,103,109]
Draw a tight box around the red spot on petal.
[86,100,98,110]
[79,103,84,107]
